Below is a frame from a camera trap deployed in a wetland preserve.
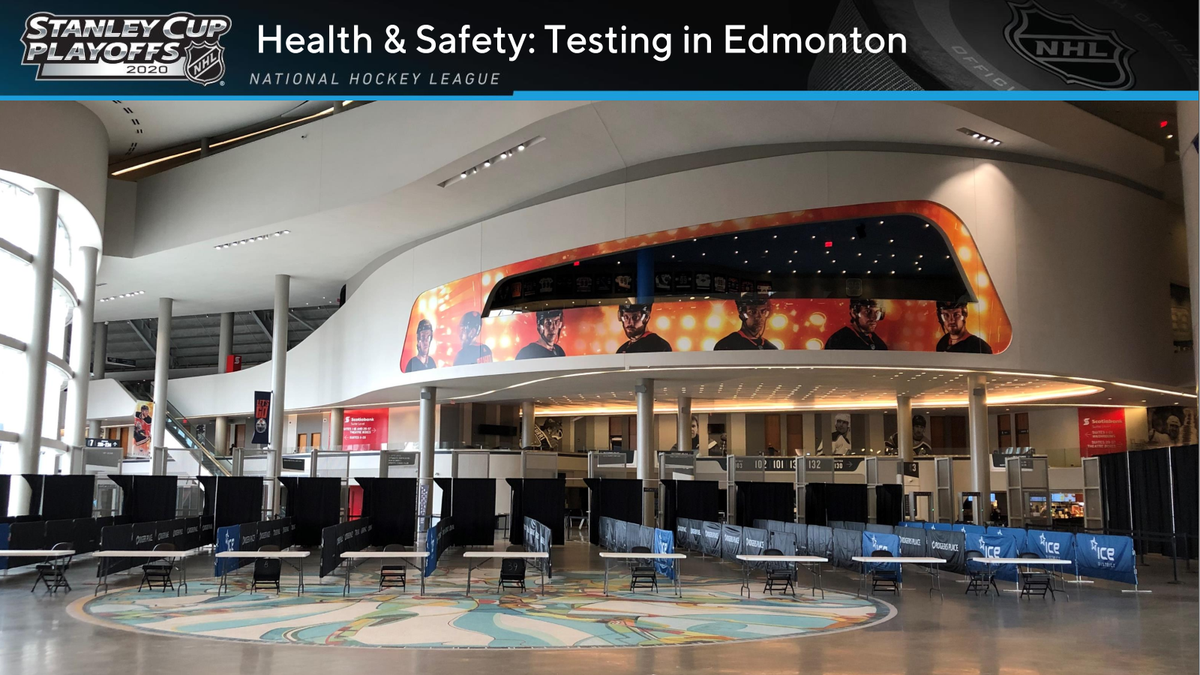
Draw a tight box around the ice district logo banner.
[20,12,231,84]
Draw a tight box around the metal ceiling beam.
[250,310,272,340]
[125,319,156,355]
[288,310,315,332]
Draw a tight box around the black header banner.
[0,1,1194,97]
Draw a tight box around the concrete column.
[897,394,914,461]
[329,407,344,451]
[418,387,436,532]
[1177,101,1198,390]
[151,297,173,475]
[10,188,59,516]
[801,413,816,455]
[88,420,100,438]
[65,246,99,474]
[676,396,692,451]
[92,321,107,380]
[268,275,289,516]
[967,374,989,525]
[636,378,655,526]
[213,311,234,455]
[521,401,536,448]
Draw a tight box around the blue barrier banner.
[1026,530,1075,563]
[953,524,986,536]
[967,532,1019,582]
[425,523,439,577]
[701,521,722,557]
[214,524,241,576]
[861,531,901,579]
[721,524,743,561]
[653,528,675,579]
[1075,534,1137,585]
[927,523,951,531]
[687,521,702,552]
[0,523,8,570]
[988,527,1028,553]
[900,522,923,529]
[675,518,689,549]
[769,531,798,556]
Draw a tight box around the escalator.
[120,381,233,477]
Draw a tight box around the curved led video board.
[399,200,1011,372]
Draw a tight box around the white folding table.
[598,552,686,597]
[976,557,1072,600]
[461,551,549,596]
[852,556,948,598]
[2,550,76,593]
[735,554,828,598]
[93,548,204,596]
[340,550,430,596]
[214,550,310,596]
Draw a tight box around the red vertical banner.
[342,408,390,451]
[1078,408,1127,457]
[226,354,242,372]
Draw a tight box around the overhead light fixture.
[98,290,145,303]
[958,127,1002,146]
[439,136,545,188]
[214,229,292,250]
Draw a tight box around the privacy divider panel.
[1100,445,1199,558]
[874,484,904,526]
[735,482,795,526]
[110,475,179,522]
[279,477,342,547]
[661,480,722,537]
[508,478,565,546]
[448,478,497,546]
[585,478,643,545]
[208,476,265,528]
[21,475,95,520]
[826,484,869,524]
[805,482,828,526]
[356,477,417,547]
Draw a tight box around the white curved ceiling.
[90,100,1168,323]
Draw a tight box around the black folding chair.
[629,546,658,593]
[1018,552,1056,600]
[139,543,176,592]
[379,544,407,591]
[252,545,282,594]
[869,550,899,595]
[762,547,794,595]
[965,550,998,596]
[498,558,527,591]
[32,542,73,594]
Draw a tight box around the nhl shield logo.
[184,41,225,86]
[1004,1,1136,90]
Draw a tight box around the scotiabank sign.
[343,408,389,451]
[1078,408,1127,456]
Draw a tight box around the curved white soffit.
[0,169,103,255]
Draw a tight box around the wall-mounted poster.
[343,409,389,451]
[1078,408,1127,457]
[1145,406,1199,448]
[399,201,1013,371]
[130,400,153,458]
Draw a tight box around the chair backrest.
[764,548,783,556]
[501,558,525,575]
[870,549,894,558]
[383,544,406,553]
[51,542,72,551]
[631,546,651,553]
[966,550,982,559]
[153,543,176,552]
[1019,551,1040,559]
[259,545,280,552]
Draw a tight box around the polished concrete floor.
[2,538,1196,675]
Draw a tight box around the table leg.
[603,559,609,596]
[740,561,750,598]
[466,561,473,597]
[344,559,351,597]
[540,562,545,595]
[857,563,866,598]
[297,558,304,597]
[178,557,187,597]
[417,559,426,596]
[218,571,227,596]
[676,559,682,598]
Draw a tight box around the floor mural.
[71,571,895,649]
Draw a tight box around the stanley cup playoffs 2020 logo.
[20,13,231,85]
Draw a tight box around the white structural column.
[65,246,99,474]
[896,394,913,462]
[329,407,344,451]
[213,311,234,455]
[87,321,107,438]
[636,378,655,526]
[967,373,989,525]
[268,275,289,515]
[676,396,692,451]
[418,387,436,532]
[1177,101,1198,390]
[151,297,173,475]
[10,188,59,516]
[521,401,536,448]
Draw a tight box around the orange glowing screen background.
[400,201,1012,371]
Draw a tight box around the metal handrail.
[116,380,233,477]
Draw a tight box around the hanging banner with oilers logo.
[1026,530,1076,565]
[652,528,676,579]
[861,531,902,580]
[1075,534,1137,585]
[213,524,241,576]
[251,391,271,445]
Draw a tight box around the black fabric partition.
[805,482,829,526]
[507,478,565,546]
[22,474,44,518]
[926,529,966,574]
[735,482,795,526]
[0,476,8,518]
[26,475,95,520]
[356,477,417,547]
[1101,446,1199,558]
[8,521,44,552]
[831,528,861,569]
[896,526,927,558]
[701,521,722,556]
[198,476,216,517]
[585,478,643,546]
[110,475,178,522]
[826,484,869,524]
[211,476,264,528]
[661,480,722,537]
[720,524,743,561]
[875,484,904,526]
[807,525,833,559]
[279,477,342,547]
[319,518,372,577]
[435,478,453,522]
[865,523,894,534]
[448,478,496,546]
[44,519,74,547]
